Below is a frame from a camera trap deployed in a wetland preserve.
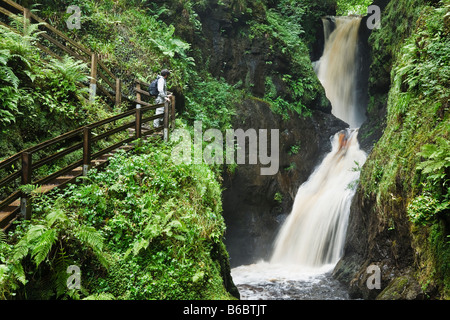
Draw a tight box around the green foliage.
[2,139,234,299]
[246,0,329,118]
[0,20,114,160]
[183,75,242,131]
[417,138,450,190]
[337,0,372,15]
[274,192,283,204]
[408,137,450,226]
[0,22,40,127]
[1,206,109,299]
[408,192,448,226]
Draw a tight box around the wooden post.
[163,102,169,142]
[20,152,32,220]
[135,81,141,108]
[115,78,122,106]
[170,95,176,130]
[135,106,142,139]
[89,53,98,103]
[23,8,30,34]
[83,127,91,176]
[136,81,141,101]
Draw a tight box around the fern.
[74,225,103,250]
[46,208,69,228]
[47,55,88,85]
[417,137,450,187]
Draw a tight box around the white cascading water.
[231,17,368,300]
[270,129,367,268]
[316,17,367,128]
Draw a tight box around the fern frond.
[74,225,104,252]
[31,229,57,267]
[10,261,26,285]
[45,209,69,228]
[74,225,109,268]
[12,239,29,262]
[54,248,70,298]
[0,65,20,89]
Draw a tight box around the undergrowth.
[0,138,235,300]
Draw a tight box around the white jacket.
[156,75,167,101]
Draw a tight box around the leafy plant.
[408,137,450,226]
[417,137,450,190]
[2,207,109,299]
[408,192,448,226]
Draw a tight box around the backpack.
[148,78,158,97]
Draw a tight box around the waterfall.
[270,17,367,269]
[231,17,368,299]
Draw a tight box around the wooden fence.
[0,0,177,230]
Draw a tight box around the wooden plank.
[135,79,150,87]
[98,68,116,91]
[39,32,86,63]
[0,207,20,231]
[0,190,20,209]
[36,42,62,60]
[34,160,83,186]
[142,114,164,123]
[142,126,164,137]
[136,100,155,108]
[0,5,15,19]
[1,0,24,12]
[135,87,151,97]
[91,121,135,143]
[0,170,20,189]
[91,137,135,160]
[97,60,115,80]
[115,78,122,106]
[26,128,83,154]
[89,109,135,129]
[0,153,21,171]
[32,141,83,170]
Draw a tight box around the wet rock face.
[222,98,347,267]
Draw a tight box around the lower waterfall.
[270,129,367,268]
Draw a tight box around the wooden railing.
[0,94,175,229]
[0,0,121,105]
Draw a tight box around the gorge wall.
[334,0,449,300]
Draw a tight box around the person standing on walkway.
[154,69,171,128]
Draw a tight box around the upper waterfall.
[316,17,366,128]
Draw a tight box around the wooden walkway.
[0,0,176,230]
